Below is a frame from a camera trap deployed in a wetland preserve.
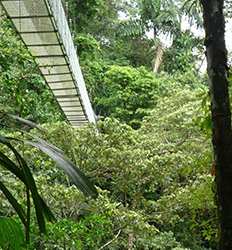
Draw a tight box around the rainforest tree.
[201,0,232,249]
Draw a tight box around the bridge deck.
[0,0,96,127]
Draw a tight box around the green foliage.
[26,189,188,249]
[112,0,181,72]
[75,31,206,129]
[15,81,214,249]
[152,175,217,249]
[0,19,63,123]
[78,59,108,108]
[84,65,165,128]
[1,80,216,249]
[0,217,24,250]
[82,61,207,129]
[195,71,232,137]
[36,85,208,197]
[0,114,97,246]
[117,0,180,39]
[67,0,119,38]
[0,1,217,249]
[138,0,180,35]
[162,30,203,73]
[118,19,146,37]
[71,2,156,69]
[103,37,155,68]
[37,215,113,249]
[75,34,102,61]
[181,0,203,27]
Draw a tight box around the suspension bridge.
[0,0,96,127]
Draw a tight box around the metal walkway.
[0,0,96,127]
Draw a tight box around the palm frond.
[0,113,98,243]
[26,139,98,198]
[117,19,145,38]
[0,182,27,227]
[181,0,203,27]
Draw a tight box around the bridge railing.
[47,0,96,123]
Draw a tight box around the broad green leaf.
[0,217,24,250]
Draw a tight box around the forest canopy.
[0,0,231,249]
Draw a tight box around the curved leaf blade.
[0,181,26,227]
[8,144,46,234]
[26,140,98,198]
[0,136,46,234]
[7,114,45,132]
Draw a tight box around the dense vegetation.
[0,21,63,123]
[0,0,231,249]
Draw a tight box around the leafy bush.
[83,65,166,128]
[0,114,97,247]
[152,175,217,249]
[6,84,214,249]
[27,188,188,250]
[162,30,203,74]
[75,34,102,61]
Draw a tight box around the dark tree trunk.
[200,0,232,249]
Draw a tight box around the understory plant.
[0,113,97,248]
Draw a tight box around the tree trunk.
[128,233,134,250]
[201,0,232,249]
[153,42,164,73]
